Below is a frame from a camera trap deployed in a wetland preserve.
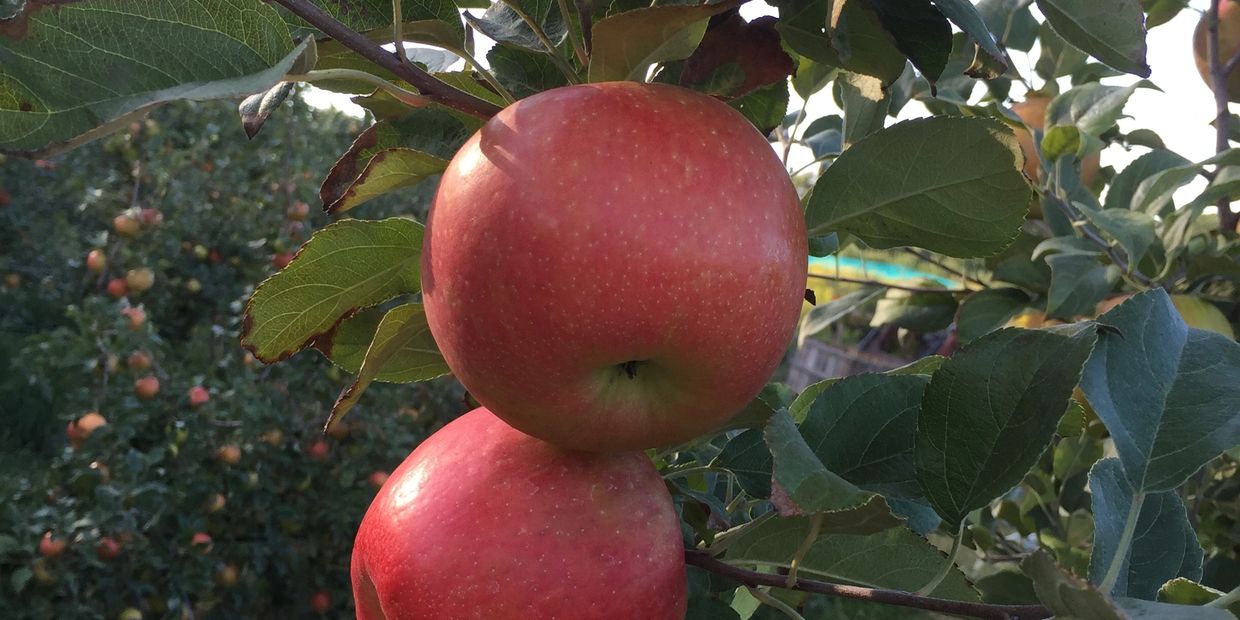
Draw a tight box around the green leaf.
[1159,578,1240,615]
[0,1,301,156]
[930,0,1008,75]
[239,81,298,139]
[1046,253,1119,319]
[805,117,1033,258]
[242,218,424,362]
[915,327,1095,527]
[715,428,772,499]
[1088,458,1203,600]
[978,0,1038,52]
[830,0,909,85]
[1022,549,1128,619]
[1080,289,1240,492]
[729,81,789,135]
[798,287,883,345]
[799,373,930,499]
[488,45,571,100]
[724,517,979,600]
[865,0,952,83]
[1143,0,1190,29]
[956,288,1032,343]
[1035,21,1089,79]
[870,287,958,332]
[1035,0,1150,77]
[465,0,564,52]
[284,0,463,44]
[836,72,889,147]
[1131,164,1200,216]
[324,149,449,215]
[328,304,449,429]
[1074,202,1157,269]
[1105,150,1193,211]
[1052,435,1103,481]
[1046,82,1148,138]
[588,2,735,82]
[1042,125,1083,162]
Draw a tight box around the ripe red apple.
[351,407,686,619]
[125,268,155,294]
[141,208,163,227]
[96,536,122,561]
[1196,1,1240,102]
[367,470,389,489]
[0,188,10,206]
[309,590,331,614]
[287,201,310,221]
[68,411,108,449]
[134,375,160,399]
[113,214,140,237]
[421,83,807,452]
[307,439,330,461]
[217,444,242,465]
[127,350,153,371]
[38,532,68,558]
[191,532,213,551]
[188,385,210,407]
[121,306,146,330]
[86,249,107,274]
[272,251,295,270]
[106,278,128,299]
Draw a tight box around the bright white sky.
[303,1,1219,191]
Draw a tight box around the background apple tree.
[3,0,1240,618]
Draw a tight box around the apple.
[125,268,155,293]
[367,470,389,489]
[134,375,160,399]
[106,278,128,299]
[118,608,143,620]
[205,493,226,514]
[193,244,209,261]
[259,428,283,446]
[215,563,239,588]
[68,411,108,448]
[113,214,140,237]
[4,272,20,288]
[1195,1,1240,102]
[217,444,242,465]
[96,536,122,561]
[1012,94,1099,187]
[287,201,310,221]
[121,306,146,330]
[325,420,350,439]
[189,385,210,407]
[86,249,107,274]
[272,251,295,270]
[32,558,56,585]
[185,278,202,294]
[421,83,807,452]
[141,208,163,227]
[191,532,213,551]
[38,532,68,558]
[127,350,153,371]
[208,248,223,264]
[309,591,331,614]
[1170,294,1235,338]
[0,188,10,206]
[307,439,330,461]
[351,407,686,619]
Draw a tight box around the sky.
[303,0,1220,192]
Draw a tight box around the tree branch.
[686,550,1052,620]
[271,0,504,118]
[1208,0,1240,232]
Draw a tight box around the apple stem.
[620,360,639,379]
[685,550,1052,619]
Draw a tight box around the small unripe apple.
[272,251,295,270]
[367,470,389,489]
[31,558,56,585]
[86,249,107,274]
[106,278,128,299]
[1195,1,1240,102]
[259,429,283,446]
[4,272,20,288]
[307,439,329,461]
[185,278,202,294]
[113,214,140,237]
[217,444,242,465]
[351,408,687,619]
[188,385,210,407]
[141,208,163,227]
[191,532,213,551]
[215,563,239,588]
[125,268,155,294]
[309,590,331,614]
[134,375,160,399]
[1012,95,1099,187]
[117,608,143,620]
[205,493,226,513]
[38,532,68,558]
[127,350,153,371]
[287,201,310,221]
[1170,294,1235,339]
[68,411,108,449]
[121,306,146,330]
[193,244,209,261]
[96,536,122,561]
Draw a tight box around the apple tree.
[3,0,1240,618]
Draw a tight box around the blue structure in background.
[809,255,958,288]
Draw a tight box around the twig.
[272,0,502,118]
[807,273,971,294]
[1043,193,1155,287]
[393,1,408,66]
[685,550,1052,620]
[1208,0,1240,232]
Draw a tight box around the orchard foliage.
[3,0,1240,618]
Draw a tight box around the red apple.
[188,385,210,407]
[38,532,68,558]
[68,411,108,449]
[127,350,153,371]
[351,408,686,619]
[106,278,128,299]
[121,306,146,330]
[96,536,122,561]
[1196,0,1240,102]
[307,439,329,461]
[125,268,155,294]
[367,470,389,489]
[191,532,213,551]
[113,214,140,237]
[422,82,807,452]
[217,444,242,465]
[134,375,160,399]
[3,272,19,288]
[309,590,331,614]
[0,188,10,206]
[86,249,107,274]
[287,201,310,221]
[141,208,163,227]
[272,251,295,270]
